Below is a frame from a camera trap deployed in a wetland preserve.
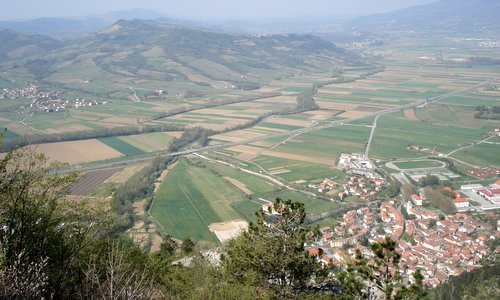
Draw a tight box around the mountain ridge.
[350,0,500,35]
[0,19,361,96]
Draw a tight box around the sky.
[0,0,437,21]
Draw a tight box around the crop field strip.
[68,168,121,195]
[98,136,146,156]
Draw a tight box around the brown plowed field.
[68,168,121,195]
[32,139,124,164]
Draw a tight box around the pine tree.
[223,198,323,297]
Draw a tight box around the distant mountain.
[0,19,360,93]
[351,0,500,35]
[0,9,169,39]
[0,30,63,60]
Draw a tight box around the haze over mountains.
[0,19,360,100]
[1,0,499,39]
[351,0,500,34]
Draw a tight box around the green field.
[370,112,489,160]
[450,143,500,167]
[151,157,342,242]
[392,160,444,169]
[151,159,257,242]
[267,125,370,162]
[250,155,343,182]
[1,128,20,139]
[98,137,145,156]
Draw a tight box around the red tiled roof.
[308,248,320,257]
[453,197,469,203]
[411,194,421,201]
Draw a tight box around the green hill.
[0,19,361,98]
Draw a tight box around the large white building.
[476,188,500,204]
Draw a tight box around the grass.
[450,143,500,167]
[370,112,488,160]
[151,159,258,242]
[1,128,20,139]
[98,137,145,156]
[250,155,342,182]
[150,156,344,242]
[392,160,444,169]
[0,78,20,89]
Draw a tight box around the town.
[262,150,500,289]
[297,183,500,288]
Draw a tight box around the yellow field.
[31,139,124,164]
[223,176,253,195]
[105,163,148,183]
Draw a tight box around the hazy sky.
[0,0,437,21]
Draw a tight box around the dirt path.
[404,109,418,121]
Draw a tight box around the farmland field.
[150,157,342,242]
[69,168,121,195]
[369,112,490,160]
[98,137,145,156]
[151,159,256,242]
[30,139,124,164]
[450,143,500,167]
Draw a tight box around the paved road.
[365,114,381,158]
[392,172,413,186]
[58,78,497,174]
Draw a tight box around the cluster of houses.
[1,85,41,99]
[479,39,500,48]
[1,84,108,113]
[406,144,441,155]
[308,178,337,193]
[352,39,384,49]
[306,200,498,287]
[29,97,107,113]
[338,176,386,200]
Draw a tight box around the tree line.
[474,105,500,120]
[0,123,184,152]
